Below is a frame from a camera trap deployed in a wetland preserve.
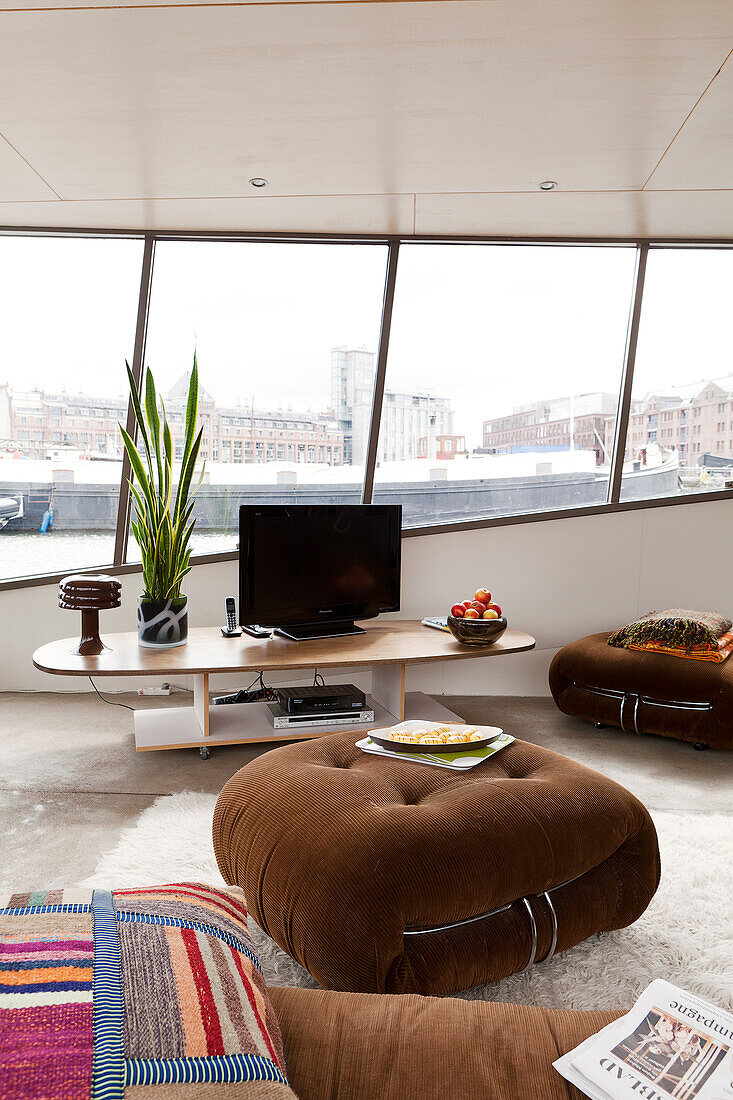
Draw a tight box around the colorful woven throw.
[0,884,295,1099]
[607,609,733,650]
[628,630,733,663]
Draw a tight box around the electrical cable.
[89,676,135,712]
[313,669,325,687]
[213,671,277,706]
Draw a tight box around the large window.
[127,240,388,559]
[620,248,733,501]
[373,244,637,526]
[2,231,733,588]
[0,235,144,582]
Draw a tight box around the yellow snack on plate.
[470,731,485,741]
[419,735,443,745]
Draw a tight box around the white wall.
[1,497,731,696]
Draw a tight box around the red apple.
[470,600,487,615]
[486,603,502,618]
[462,600,473,609]
[474,587,491,604]
[450,603,465,618]
[464,607,480,619]
[483,609,499,619]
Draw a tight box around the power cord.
[89,676,135,712]
[213,671,277,706]
[313,669,325,687]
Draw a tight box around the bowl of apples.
[447,588,507,646]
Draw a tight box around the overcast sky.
[1,238,732,451]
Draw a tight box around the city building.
[0,374,344,466]
[330,347,377,465]
[0,385,127,460]
[483,393,618,465]
[484,379,733,471]
[331,347,454,465]
[417,434,468,460]
[623,376,733,468]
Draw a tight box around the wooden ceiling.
[1,0,732,235]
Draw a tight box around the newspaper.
[554,980,733,1100]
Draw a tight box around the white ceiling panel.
[645,51,733,190]
[1,189,731,239]
[0,134,58,200]
[0,192,415,232]
[1,1,732,204]
[415,189,733,239]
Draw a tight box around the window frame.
[1,228,733,592]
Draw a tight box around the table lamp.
[58,574,122,656]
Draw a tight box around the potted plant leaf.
[119,355,204,648]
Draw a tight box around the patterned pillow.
[0,883,296,1098]
[608,608,733,649]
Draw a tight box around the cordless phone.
[221,596,243,638]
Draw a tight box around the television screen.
[239,504,401,630]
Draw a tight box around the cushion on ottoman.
[549,631,733,750]
[271,986,623,1100]
[0,883,294,1099]
[213,733,660,996]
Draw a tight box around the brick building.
[417,434,468,460]
[624,376,733,468]
[0,373,345,466]
[482,378,733,470]
[483,393,617,465]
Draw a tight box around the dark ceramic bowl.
[447,614,508,646]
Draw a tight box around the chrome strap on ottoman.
[213,732,660,996]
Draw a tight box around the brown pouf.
[270,986,623,1100]
[213,732,660,996]
[550,631,733,750]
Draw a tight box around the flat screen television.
[239,504,402,640]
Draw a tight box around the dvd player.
[267,703,374,730]
[276,683,366,714]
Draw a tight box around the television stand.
[273,620,366,641]
[33,620,536,754]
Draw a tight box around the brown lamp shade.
[59,574,122,655]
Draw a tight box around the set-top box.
[276,684,366,714]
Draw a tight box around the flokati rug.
[80,790,733,1011]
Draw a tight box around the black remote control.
[241,623,272,638]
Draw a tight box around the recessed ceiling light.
[249,177,268,189]
[539,180,557,191]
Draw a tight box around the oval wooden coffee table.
[33,620,535,756]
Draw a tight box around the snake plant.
[119,355,204,601]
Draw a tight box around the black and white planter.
[137,595,188,649]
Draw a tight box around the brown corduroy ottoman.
[213,732,660,996]
[270,986,623,1100]
[549,631,733,750]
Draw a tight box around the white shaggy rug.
[80,791,733,1012]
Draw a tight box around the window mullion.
[608,243,649,504]
[362,240,400,504]
[113,234,155,566]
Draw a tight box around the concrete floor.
[1,691,729,892]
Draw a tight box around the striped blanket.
[0,884,294,1099]
[628,630,733,663]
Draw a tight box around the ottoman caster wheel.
[693,742,709,752]
[199,746,211,760]
[593,722,606,729]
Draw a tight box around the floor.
[1,690,729,892]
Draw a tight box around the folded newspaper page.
[554,979,733,1100]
